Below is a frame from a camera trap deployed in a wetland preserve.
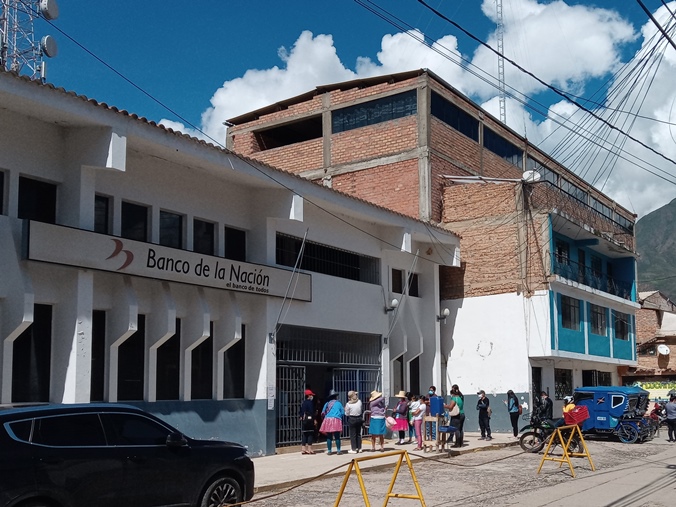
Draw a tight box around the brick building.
[227,69,639,425]
[620,291,676,389]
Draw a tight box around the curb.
[254,441,520,494]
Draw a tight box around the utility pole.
[495,0,506,125]
[0,0,59,81]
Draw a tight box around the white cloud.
[160,1,676,217]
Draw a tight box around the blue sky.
[29,1,676,216]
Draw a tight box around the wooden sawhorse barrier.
[334,450,426,506]
[537,424,595,478]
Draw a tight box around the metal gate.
[333,368,381,438]
[276,365,306,446]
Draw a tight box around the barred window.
[554,368,573,400]
[276,233,380,284]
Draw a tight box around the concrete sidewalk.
[253,431,519,492]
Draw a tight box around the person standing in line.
[319,389,344,455]
[411,395,426,450]
[393,391,409,445]
[476,390,492,441]
[406,392,415,444]
[665,395,676,442]
[445,384,465,448]
[368,390,387,452]
[504,390,520,438]
[539,390,553,420]
[299,389,317,455]
[344,390,363,453]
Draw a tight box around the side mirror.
[166,432,188,447]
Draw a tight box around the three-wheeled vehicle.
[573,386,653,443]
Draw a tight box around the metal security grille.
[276,365,306,446]
[333,368,381,438]
[276,325,381,365]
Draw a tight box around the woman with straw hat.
[367,390,387,452]
[393,390,410,445]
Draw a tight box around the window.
[118,315,145,401]
[32,414,106,447]
[192,330,213,400]
[555,240,569,265]
[193,219,215,255]
[590,304,607,336]
[639,345,657,356]
[577,249,586,284]
[407,273,420,297]
[531,366,542,398]
[94,195,111,234]
[582,369,612,386]
[554,368,573,400]
[561,295,580,330]
[391,269,404,294]
[614,310,630,340]
[223,325,245,399]
[255,115,322,150]
[430,92,479,141]
[591,255,602,278]
[224,226,246,261]
[103,413,170,446]
[160,211,183,248]
[156,319,180,401]
[12,304,52,402]
[276,233,380,284]
[483,127,523,167]
[19,176,57,224]
[332,90,417,134]
[91,310,106,402]
[121,201,148,241]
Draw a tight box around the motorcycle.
[519,408,582,454]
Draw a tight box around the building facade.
[227,69,639,426]
[0,69,460,453]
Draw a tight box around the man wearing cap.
[476,390,492,441]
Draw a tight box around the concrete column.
[108,276,138,402]
[417,82,432,222]
[215,291,242,400]
[182,287,211,401]
[146,282,176,402]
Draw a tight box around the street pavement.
[253,431,519,491]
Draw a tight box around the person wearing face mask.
[476,390,492,441]
[427,386,443,442]
[299,389,317,454]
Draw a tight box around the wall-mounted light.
[437,308,450,323]
[385,298,399,314]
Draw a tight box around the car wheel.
[617,423,639,444]
[201,476,242,507]
[519,431,544,453]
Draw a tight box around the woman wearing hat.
[344,390,363,453]
[299,389,317,454]
[319,389,345,455]
[393,391,410,445]
[368,390,387,452]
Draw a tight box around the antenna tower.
[0,0,59,81]
[495,0,506,124]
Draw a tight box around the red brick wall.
[636,308,659,343]
[331,159,420,217]
[331,115,418,165]
[242,138,323,175]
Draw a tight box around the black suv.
[0,403,254,507]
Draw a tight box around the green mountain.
[636,198,676,300]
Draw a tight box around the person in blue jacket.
[319,389,345,455]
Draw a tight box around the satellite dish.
[41,35,58,58]
[39,0,60,20]
[657,344,671,355]
[522,170,542,183]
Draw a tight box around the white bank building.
[0,71,460,454]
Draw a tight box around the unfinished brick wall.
[331,158,420,218]
[439,183,549,299]
[331,115,418,166]
[242,138,323,175]
[636,308,659,343]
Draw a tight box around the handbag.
[518,405,523,415]
[448,404,460,417]
[385,416,396,429]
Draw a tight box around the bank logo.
[107,239,134,270]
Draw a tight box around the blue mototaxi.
[572,386,653,443]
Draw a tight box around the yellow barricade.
[334,450,426,507]
[537,424,595,478]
